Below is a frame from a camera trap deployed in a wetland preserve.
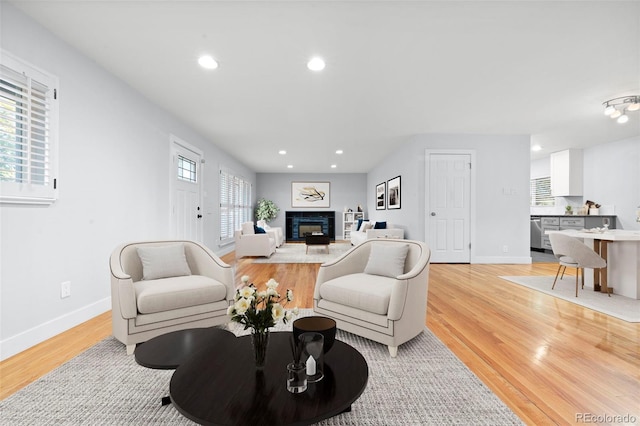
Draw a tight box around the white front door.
[171,136,203,242]
[426,152,472,263]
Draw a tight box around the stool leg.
[552,264,562,289]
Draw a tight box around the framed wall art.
[291,181,330,208]
[387,175,401,209]
[376,182,386,210]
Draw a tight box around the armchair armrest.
[314,245,369,300]
[186,242,235,300]
[109,249,137,319]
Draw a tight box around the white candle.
[306,355,316,376]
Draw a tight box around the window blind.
[1,51,58,204]
[219,169,252,245]
[530,176,554,206]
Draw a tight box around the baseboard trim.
[0,297,111,361]
[472,256,532,264]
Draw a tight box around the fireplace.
[298,222,324,237]
[286,211,335,242]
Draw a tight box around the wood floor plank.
[1,255,638,426]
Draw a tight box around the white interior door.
[427,153,471,263]
[171,136,203,242]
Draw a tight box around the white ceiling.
[9,0,640,173]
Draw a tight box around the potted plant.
[565,205,573,215]
[255,198,280,223]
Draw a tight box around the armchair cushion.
[364,243,409,278]
[135,275,228,314]
[319,272,393,315]
[254,225,266,234]
[137,244,191,280]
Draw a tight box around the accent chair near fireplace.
[234,222,276,258]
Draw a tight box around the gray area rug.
[1,310,522,425]
[253,243,353,264]
[500,276,640,322]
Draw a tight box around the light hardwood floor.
[1,255,639,425]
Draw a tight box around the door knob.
[197,214,203,219]
[430,212,436,216]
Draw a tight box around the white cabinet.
[342,211,364,240]
[550,149,583,196]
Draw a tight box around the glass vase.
[251,330,269,369]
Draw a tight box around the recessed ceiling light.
[198,55,218,70]
[531,145,542,152]
[335,150,343,154]
[287,165,293,169]
[331,164,337,168]
[279,150,287,155]
[307,57,326,71]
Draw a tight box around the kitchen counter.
[531,215,617,251]
[532,214,617,217]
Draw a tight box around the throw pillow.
[254,225,266,234]
[373,221,387,229]
[362,223,373,231]
[241,222,255,235]
[356,218,365,230]
[358,220,370,231]
[137,244,192,281]
[363,243,409,278]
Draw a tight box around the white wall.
[367,133,532,263]
[255,173,367,236]
[0,4,253,360]
[582,137,639,229]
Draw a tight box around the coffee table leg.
[161,396,171,406]
[341,405,352,413]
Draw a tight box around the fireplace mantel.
[285,211,335,242]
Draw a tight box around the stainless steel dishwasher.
[530,216,542,250]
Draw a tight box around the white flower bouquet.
[227,276,298,334]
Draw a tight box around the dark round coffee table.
[170,331,369,426]
[134,327,236,405]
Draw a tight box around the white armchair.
[257,219,284,247]
[234,222,276,258]
[314,238,430,357]
[110,240,235,354]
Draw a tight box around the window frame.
[530,176,555,207]
[0,50,59,205]
[219,168,252,246]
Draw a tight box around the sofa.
[110,240,235,354]
[350,220,405,246]
[234,222,276,258]
[314,238,431,357]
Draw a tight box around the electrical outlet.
[502,245,509,253]
[60,281,71,299]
